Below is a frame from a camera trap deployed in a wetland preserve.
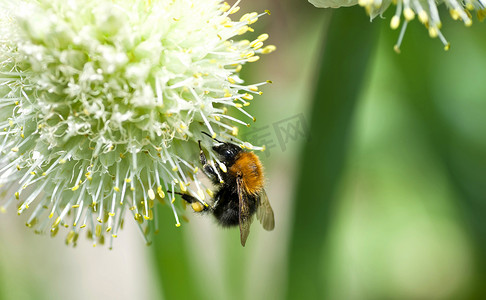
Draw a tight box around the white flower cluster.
[310,0,486,51]
[0,0,274,248]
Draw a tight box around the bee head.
[213,142,242,164]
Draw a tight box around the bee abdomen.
[212,189,258,227]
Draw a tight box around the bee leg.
[168,191,210,212]
[199,140,222,184]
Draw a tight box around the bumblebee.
[176,133,275,246]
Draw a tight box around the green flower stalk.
[310,0,486,51]
[0,0,274,248]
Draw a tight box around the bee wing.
[257,189,275,231]
[237,176,251,247]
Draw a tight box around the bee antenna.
[201,131,224,143]
[166,190,184,196]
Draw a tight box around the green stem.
[152,205,200,300]
[286,7,378,300]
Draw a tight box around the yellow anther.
[450,9,460,20]
[248,85,259,92]
[418,11,428,23]
[404,8,415,21]
[444,43,451,51]
[238,40,250,46]
[130,186,135,191]
[252,41,264,50]
[179,182,187,193]
[235,103,243,108]
[214,115,221,122]
[249,39,260,48]
[265,9,271,15]
[428,27,438,38]
[52,217,61,228]
[261,145,266,152]
[171,196,176,204]
[175,223,181,227]
[227,77,236,84]
[80,224,86,228]
[112,234,118,238]
[97,217,103,223]
[148,188,155,200]
[71,185,79,191]
[242,93,253,100]
[218,162,227,173]
[72,204,80,208]
[96,224,102,237]
[66,230,76,244]
[258,34,269,43]
[49,212,54,219]
[229,6,240,14]
[212,133,217,139]
[172,166,178,172]
[59,159,67,164]
[224,89,232,98]
[390,15,400,29]
[157,186,165,198]
[11,147,19,152]
[42,172,46,176]
[114,186,120,192]
[8,120,13,127]
[220,2,230,12]
[106,226,112,232]
[238,26,249,35]
[262,44,277,54]
[29,171,35,175]
[244,102,250,107]
[206,188,214,198]
[248,56,260,63]
[194,167,199,173]
[20,133,24,138]
[235,64,243,73]
[0,206,5,213]
[16,165,20,171]
[191,202,205,212]
[125,178,131,183]
[108,212,115,217]
[242,50,255,58]
[239,12,253,22]
[15,192,19,199]
[50,226,59,236]
[232,127,239,136]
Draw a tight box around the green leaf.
[286,7,379,299]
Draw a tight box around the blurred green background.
[1,1,486,299]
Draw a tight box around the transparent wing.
[257,189,275,231]
[237,176,251,247]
